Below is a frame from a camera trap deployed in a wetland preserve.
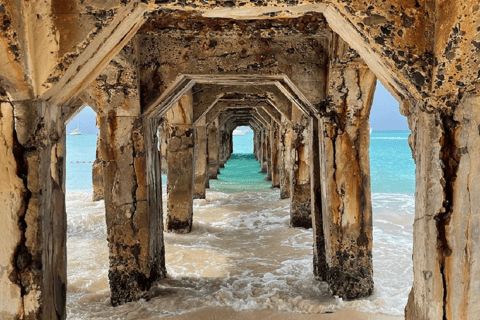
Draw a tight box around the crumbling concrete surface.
[319,65,376,300]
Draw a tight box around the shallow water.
[65,131,414,319]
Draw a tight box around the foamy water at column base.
[65,131,414,319]
[66,188,413,319]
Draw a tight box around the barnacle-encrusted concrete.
[84,53,166,307]
[194,118,208,199]
[319,61,377,300]
[164,92,196,234]
[290,107,312,229]
[1,1,479,319]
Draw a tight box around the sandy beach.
[161,307,403,320]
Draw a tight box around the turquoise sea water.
[66,131,415,194]
[66,135,97,190]
[370,131,414,194]
[209,133,270,193]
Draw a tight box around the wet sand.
[159,307,403,320]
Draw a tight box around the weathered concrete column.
[290,107,312,228]
[95,110,162,304]
[97,111,165,306]
[194,118,208,199]
[265,127,272,181]
[164,92,195,233]
[270,120,280,188]
[405,94,480,320]
[223,126,231,166]
[92,131,105,201]
[207,119,220,179]
[86,57,166,306]
[218,125,228,168]
[228,128,233,159]
[254,128,261,162]
[310,116,327,280]
[260,129,268,174]
[226,127,233,162]
[144,117,166,277]
[1,100,67,320]
[280,118,292,199]
[318,66,376,300]
[159,121,169,174]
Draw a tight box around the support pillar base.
[165,216,192,234]
[109,257,166,306]
[290,184,312,228]
[326,244,373,300]
[193,191,206,199]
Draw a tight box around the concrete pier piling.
[164,94,196,234]
[290,107,313,229]
[194,119,208,199]
[207,120,220,180]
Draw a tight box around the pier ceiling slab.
[143,75,316,125]
[137,2,479,112]
[203,99,282,126]
[0,0,151,104]
[221,109,271,129]
[137,11,330,110]
[0,0,476,115]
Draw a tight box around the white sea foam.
[66,189,413,319]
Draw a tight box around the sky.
[369,81,408,131]
[66,81,408,135]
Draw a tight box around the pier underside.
[1,1,480,319]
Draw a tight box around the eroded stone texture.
[194,119,208,199]
[290,107,312,229]
[165,124,195,233]
[0,99,67,320]
[207,120,220,180]
[270,120,280,188]
[218,124,230,168]
[0,101,28,320]
[260,129,268,174]
[42,1,151,106]
[310,116,327,280]
[87,54,165,306]
[164,93,195,234]
[279,118,292,199]
[97,113,164,306]
[264,128,272,181]
[92,133,105,201]
[405,94,480,320]
[318,65,376,300]
[137,12,330,109]
[159,121,169,174]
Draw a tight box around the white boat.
[370,127,373,134]
[69,128,82,135]
[233,129,246,136]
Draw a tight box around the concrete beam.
[42,1,151,106]
[143,74,314,123]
